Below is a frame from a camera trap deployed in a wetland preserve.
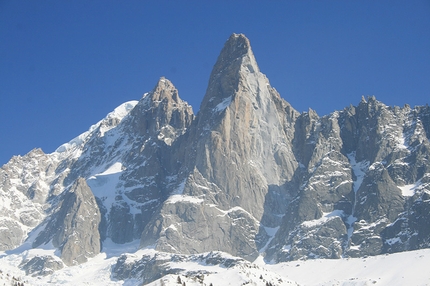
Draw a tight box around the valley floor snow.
[266,249,430,286]
[1,244,430,285]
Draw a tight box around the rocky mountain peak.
[140,33,301,260]
[126,77,194,141]
[210,33,253,75]
[198,33,261,116]
[150,77,181,104]
[133,77,184,111]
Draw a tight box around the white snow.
[214,206,259,224]
[97,162,124,176]
[87,162,124,212]
[258,226,280,253]
[301,210,344,228]
[398,183,417,197]
[166,194,204,204]
[347,152,369,193]
[214,96,232,112]
[171,180,186,195]
[54,100,138,158]
[1,247,429,285]
[385,237,402,246]
[346,152,370,243]
[99,100,138,136]
[396,131,409,150]
[54,129,91,156]
[267,248,430,286]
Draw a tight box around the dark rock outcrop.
[20,256,64,276]
[32,178,101,266]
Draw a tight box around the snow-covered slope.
[1,245,429,285]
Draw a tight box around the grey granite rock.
[19,255,64,276]
[140,33,299,260]
[33,178,101,266]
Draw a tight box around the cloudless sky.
[1,0,429,165]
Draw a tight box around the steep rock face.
[267,96,430,262]
[33,178,101,265]
[141,33,300,260]
[192,34,299,219]
[354,166,404,223]
[382,176,430,253]
[102,78,194,243]
[64,78,194,244]
[266,110,353,261]
[339,99,430,258]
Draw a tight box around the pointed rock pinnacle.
[199,33,260,115]
[151,77,180,104]
[211,33,253,76]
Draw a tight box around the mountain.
[0,33,429,285]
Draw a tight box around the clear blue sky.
[1,1,429,165]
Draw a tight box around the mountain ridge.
[0,33,429,284]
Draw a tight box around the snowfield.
[265,249,430,286]
[0,245,429,285]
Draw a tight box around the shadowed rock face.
[33,178,101,266]
[126,77,194,143]
[1,33,430,271]
[20,256,64,276]
[265,96,430,262]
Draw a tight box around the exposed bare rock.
[33,178,101,266]
[20,255,64,276]
[140,33,300,260]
